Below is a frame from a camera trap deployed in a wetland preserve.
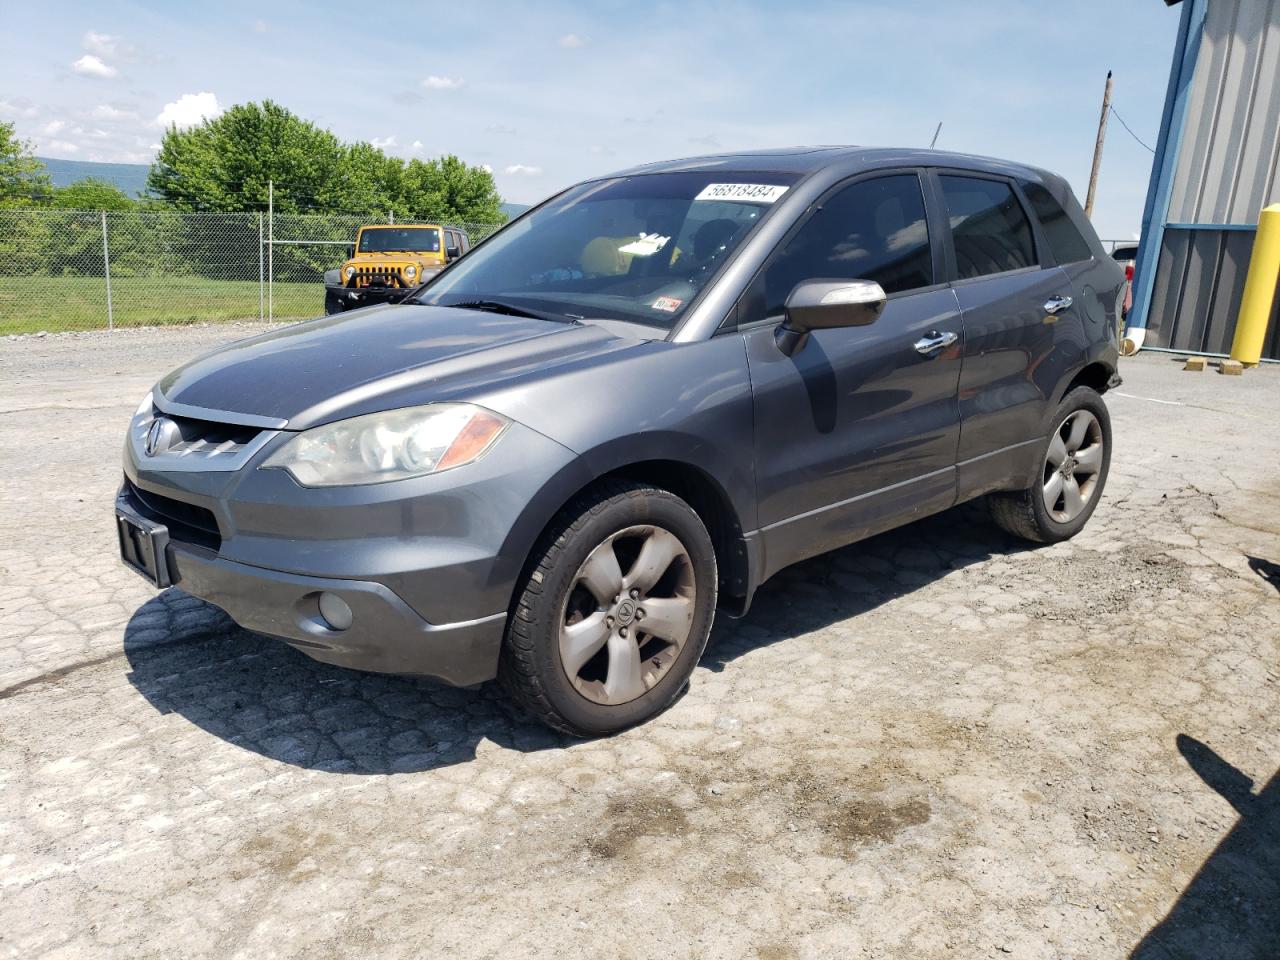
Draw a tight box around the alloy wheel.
[1042,409,1104,523]
[558,524,696,706]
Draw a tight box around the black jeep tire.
[323,290,345,316]
[989,386,1112,544]
[499,480,717,737]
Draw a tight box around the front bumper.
[326,275,439,310]
[118,484,505,685]
[118,407,591,686]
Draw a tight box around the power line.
[1109,104,1155,154]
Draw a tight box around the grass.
[0,275,326,335]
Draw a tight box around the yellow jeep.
[323,224,470,314]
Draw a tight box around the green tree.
[49,177,134,211]
[147,100,504,225]
[0,121,51,206]
[149,100,346,213]
[397,155,504,226]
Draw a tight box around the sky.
[0,0,1182,240]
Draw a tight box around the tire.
[499,480,718,737]
[989,386,1112,544]
[324,290,345,316]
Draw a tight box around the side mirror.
[775,279,887,355]
[446,245,460,260]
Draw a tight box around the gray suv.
[117,147,1122,736]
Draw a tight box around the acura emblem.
[145,418,169,456]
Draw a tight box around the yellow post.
[1230,203,1280,367]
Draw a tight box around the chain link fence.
[0,209,502,335]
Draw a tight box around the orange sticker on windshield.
[652,296,683,312]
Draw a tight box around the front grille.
[159,413,262,460]
[354,265,404,288]
[125,478,221,551]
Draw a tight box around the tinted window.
[741,174,933,322]
[939,176,1036,279]
[1023,182,1093,265]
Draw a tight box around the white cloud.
[0,98,40,119]
[45,139,79,154]
[82,31,119,57]
[155,92,222,129]
[504,164,542,176]
[481,163,493,174]
[559,33,587,48]
[92,104,136,121]
[72,55,118,79]
[410,139,424,151]
[42,119,68,135]
[371,135,399,149]
[253,20,269,33]
[421,75,464,91]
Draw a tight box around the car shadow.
[124,500,1030,774]
[701,499,1030,671]
[1131,735,1279,959]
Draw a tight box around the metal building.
[1128,0,1280,360]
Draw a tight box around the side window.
[740,174,934,324]
[938,175,1036,280]
[1022,182,1093,265]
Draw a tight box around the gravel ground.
[1,326,1277,960]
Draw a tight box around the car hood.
[156,304,643,430]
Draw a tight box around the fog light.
[317,592,353,631]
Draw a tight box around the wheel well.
[1064,362,1114,397]
[538,460,750,604]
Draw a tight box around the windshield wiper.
[447,300,574,323]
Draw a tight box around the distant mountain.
[37,157,152,197]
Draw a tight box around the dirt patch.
[584,793,691,859]
[235,825,336,880]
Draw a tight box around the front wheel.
[989,386,1112,543]
[499,481,717,737]
[323,289,345,315]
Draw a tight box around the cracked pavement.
[1,327,1278,959]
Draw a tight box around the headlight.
[405,264,417,279]
[261,403,509,487]
[344,265,356,279]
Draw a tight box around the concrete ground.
[1,326,1277,960]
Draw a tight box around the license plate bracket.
[116,505,172,587]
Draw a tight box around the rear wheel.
[499,481,717,737]
[989,386,1111,543]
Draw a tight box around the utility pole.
[1084,70,1113,219]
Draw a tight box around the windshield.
[358,227,441,253]
[415,172,799,329]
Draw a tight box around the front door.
[736,172,963,579]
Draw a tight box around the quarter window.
[740,174,934,323]
[938,176,1036,279]
[1022,182,1093,265]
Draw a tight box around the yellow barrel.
[1230,203,1280,367]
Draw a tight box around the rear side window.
[1022,182,1093,265]
[939,175,1036,279]
[740,173,934,323]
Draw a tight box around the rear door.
[739,170,963,577]
[932,172,1080,497]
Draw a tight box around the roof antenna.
[929,122,943,150]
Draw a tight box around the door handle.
[1044,294,1074,314]
[914,330,958,355]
